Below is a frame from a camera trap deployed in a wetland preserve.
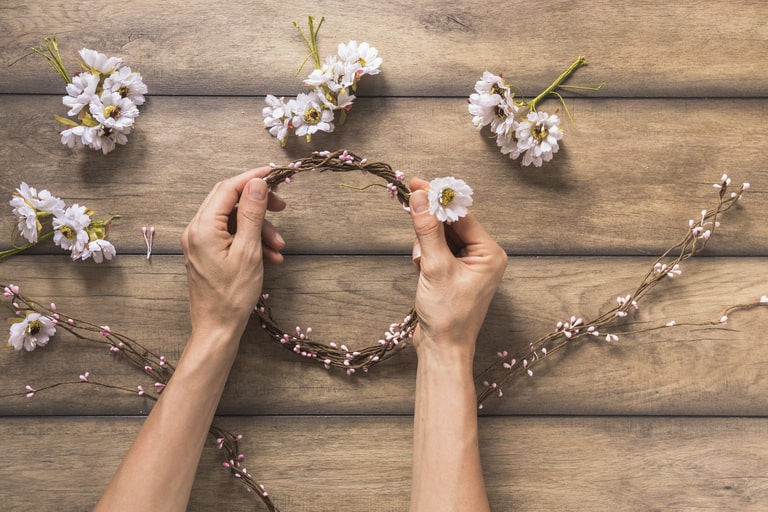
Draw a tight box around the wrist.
[414,333,477,371]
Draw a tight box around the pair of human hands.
[181,167,507,352]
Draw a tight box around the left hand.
[181,167,286,339]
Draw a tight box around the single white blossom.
[427,177,474,223]
[474,71,507,96]
[468,92,503,129]
[337,41,382,79]
[78,48,122,74]
[52,204,91,254]
[262,95,295,144]
[90,125,131,155]
[76,238,117,263]
[8,312,56,351]
[90,91,140,132]
[10,197,38,243]
[514,111,563,167]
[103,66,147,106]
[62,72,99,116]
[291,92,334,140]
[10,183,65,243]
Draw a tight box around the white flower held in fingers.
[427,177,474,223]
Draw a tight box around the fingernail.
[249,178,267,200]
[410,190,428,213]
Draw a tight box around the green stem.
[0,231,54,261]
[293,15,325,76]
[31,36,70,84]
[528,56,588,111]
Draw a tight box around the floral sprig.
[475,175,760,404]
[468,56,603,166]
[0,285,279,511]
[32,36,147,154]
[262,16,382,145]
[4,182,119,263]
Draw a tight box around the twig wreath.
[256,149,418,374]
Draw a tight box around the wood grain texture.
[1,255,766,416]
[1,95,766,256]
[2,1,768,510]
[1,415,767,511]
[1,0,768,97]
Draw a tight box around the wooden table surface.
[2,1,768,510]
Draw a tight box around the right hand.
[408,178,507,359]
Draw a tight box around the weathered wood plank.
[1,415,767,511]
[1,0,768,97]
[1,96,766,256]
[1,255,766,416]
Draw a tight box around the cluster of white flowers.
[9,182,117,263]
[55,48,147,154]
[263,40,382,145]
[468,72,563,167]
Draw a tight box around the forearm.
[95,326,242,512]
[409,344,490,512]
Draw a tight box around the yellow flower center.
[532,125,548,141]
[490,83,505,96]
[357,57,367,67]
[60,225,76,240]
[117,85,130,98]
[27,320,42,336]
[439,188,455,207]
[104,105,121,119]
[304,108,321,124]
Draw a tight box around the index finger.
[197,166,274,220]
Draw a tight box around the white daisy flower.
[12,182,64,213]
[333,88,356,110]
[263,95,295,144]
[33,188,65,214]
[89,125,131,155]
[474,71,507,96]
[304,55,344,88]
[76,238,117,263]
[10,183,66,243]
[52,204,91,254]
[10,196,38,243]
[291,91,334,140]
[103,66,147,106]
[427,177,474,223]
[468,92,502,129]
[78,48,122,74]
[492,90,521,136]
[90,91,140,132]
[8,312,57,351]
[496,130,521,160]
[337,41,382,79]
[514,111,563,167]
[62,72,99,116]
[60,125,86,148]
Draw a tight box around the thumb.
[409,189,450,265]
[233,178,268,252]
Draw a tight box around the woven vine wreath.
[254,149,473,374]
